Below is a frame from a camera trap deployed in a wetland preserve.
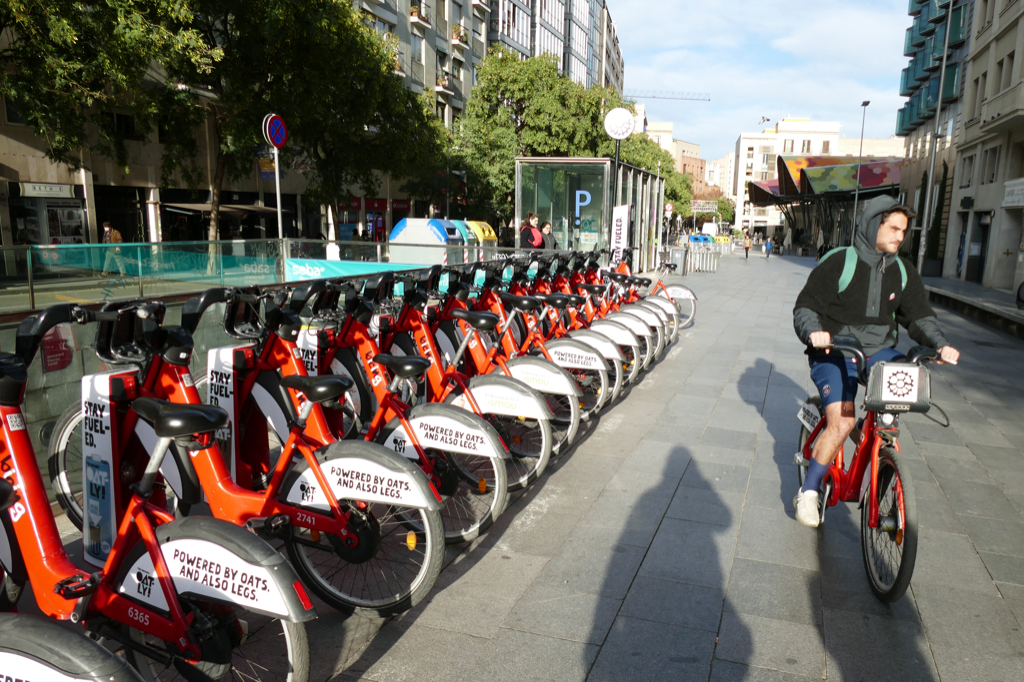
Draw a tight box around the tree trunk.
[210,153,227,242]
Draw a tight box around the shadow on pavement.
[585,446,750,682]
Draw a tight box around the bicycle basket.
[864,361,931,413]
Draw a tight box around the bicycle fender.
[118,517,317,622]
[661,285,696,301]
[0,614,145,681]
[504,356,583,397]
[281,440,443,512]
[635,300,671,324]
[568,330,627,362]
[588,320,641,348]
[643,295,678,317]
[381,403,511,460]
[454,374,554,421]
[543,339,609,372]
[620,304,661,328]
[605,313,652,338]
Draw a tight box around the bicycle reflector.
[293,581,314,610]
[406,531,417,551]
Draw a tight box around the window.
[982,145,1000,184]
[452,1,462,28]
[746,147,754,159]
[411,33,423,62]
[436,101,447,122]
[3,97,26,125]
[473,16,483,39]
[101,111,143,141]
[783,139,794,153]
[746,162,753,170]
[978,71,988,117]
[822,140,830,154]
[472,64,478,85]
[761,171,769,181]
[762,153,771,166]
[801,140,811,154]
[436,51,448,74]
[1005,52,1016,91]
[960,154,975,188]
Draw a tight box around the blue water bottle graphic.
[85,456,112,562]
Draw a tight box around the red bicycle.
[795,336,942,601]
[4,304,314,681]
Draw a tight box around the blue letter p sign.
[575,190,592,226]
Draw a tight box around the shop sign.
[21,182,75,199]
[366,198,388,211]
[1003,178,1024,207]
[392,199,412,211]
[341,198,362,211]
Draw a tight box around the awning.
[162,202,292,215]
[747,155,904,207]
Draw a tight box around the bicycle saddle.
[664,263,678,271]
[533,293,570,309]
[132,398,229,438]
[577,283,606,296]
[567,295,586,308]
[281,374,353,403]
[451,308,500,332]
[636,277,652,287]
[373,354,431,378]
[606,272,629,284]
[499,292,542,312]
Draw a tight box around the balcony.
[471,0,490,12]
[948,5,967,45]
[901,66,917,97]
[451,25,469,49]
[908,0,923,16]
[910,15,926,47]
[979,81,1024,134]
[435,72,455,95]
[905,27,917,56]
[410,3,431,27]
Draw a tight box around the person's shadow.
[741,356,937,681]
[582,445,751,681]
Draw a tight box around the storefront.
[7,182,88,245]
[392,199,412,232]
[365,198,388,241]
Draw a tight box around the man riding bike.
[792,196,960,527]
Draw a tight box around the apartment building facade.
[945,0,1024,293]
[646,122,705,193]
[896,0,971,276]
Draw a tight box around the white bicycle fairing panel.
[119,539,289,616]
[382,415,508,459]
[606,314,652,338]
[450,384,547,420]
[643,295,678,316]
[506,362,579,396]
[546,343,606,371]
[285,459,432,509]
[589,321,640,347]
[295,327,321,375]
[663,285,696,301]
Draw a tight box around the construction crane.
[623,90,711,101]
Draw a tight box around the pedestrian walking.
[520,212,543,250]
[743,232,752,260]
[766,236,773,260]
[540,221,557,250]
[815,227,826,261]
[783,227,793,255]
[100,222,125,276]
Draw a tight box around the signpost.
[262,113,288,237]
[604,108,635,257]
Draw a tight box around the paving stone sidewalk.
[319,252,1024,682]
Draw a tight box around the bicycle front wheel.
[861,446,917,602]
[796,397,821,488]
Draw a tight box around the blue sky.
[615,0,910,160]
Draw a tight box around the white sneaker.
[793,490,821,528]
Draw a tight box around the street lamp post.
[851,101,870,241]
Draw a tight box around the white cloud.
[612,0,910,160]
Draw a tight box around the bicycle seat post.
[137,435,174,499]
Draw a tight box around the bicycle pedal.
[794,453,809,467]
[55,572,102,599]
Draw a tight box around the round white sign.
[665,203,674,212]
[604,108,636,140]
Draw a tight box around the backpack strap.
[835,247,858,294]
[897,258,907,291]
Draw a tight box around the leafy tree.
[0,0,218,167]
[167,0,445,238]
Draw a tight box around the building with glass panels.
[896,0,970,276]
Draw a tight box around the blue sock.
[802,459,829,493]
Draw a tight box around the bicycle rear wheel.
[125,609,309,682]
[861,446,917,602]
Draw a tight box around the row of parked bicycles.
[0,248,695,681]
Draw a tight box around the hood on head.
[854,195,906,266]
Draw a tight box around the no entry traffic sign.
[263,113,288,149]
